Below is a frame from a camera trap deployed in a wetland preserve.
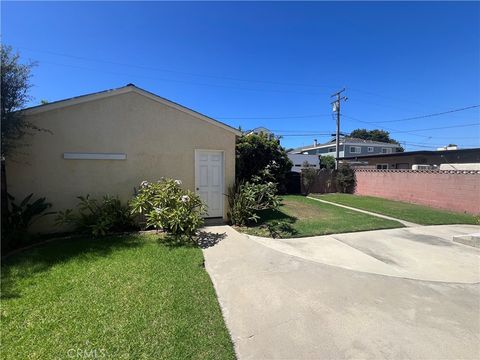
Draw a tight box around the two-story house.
[289,136,402,158]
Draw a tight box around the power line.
[217,114,332,120]
[18,46,332,93]
[18,46,432,106]
[278,135,478,149]
[39,60,322,96]
[20,46,480,119]
[340,114,480,140]
[347,87,424,106]
[273,130,333,133]
[364,105,480,124]
[340,113,431,138]
[277,133,334,137]
[390,122,480,133]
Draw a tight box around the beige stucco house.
[7,84,241,232]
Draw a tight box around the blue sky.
[2,1,479,151]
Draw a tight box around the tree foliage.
[335,164,356,193]
[301,161,317,195]
[319,155,336,170]
[1,45,42,157]
[350,128,403,151]
[236,134,293,190]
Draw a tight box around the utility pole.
[331,88,348,169]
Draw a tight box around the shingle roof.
[341,137,400,146]
[342,147,480,160]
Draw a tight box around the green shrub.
[129,178,206,239]
[1,193,55,251]
[335,164,356,193]
[56,195,135,237]
[228,177,279,226]
[301,162,318,195]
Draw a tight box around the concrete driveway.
[203,225,480,360]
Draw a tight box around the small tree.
[301,161,317,195]
[335,164,356,193]
[1,45,40,157]
[319,155,335,170]
[1,46,44,219]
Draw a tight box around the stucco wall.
[355,169,480,214]
[7,91,237,232]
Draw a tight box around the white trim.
[24,86,242,136]
[296,141,398,153]
[63,152,127,160]
[194,149,225,218]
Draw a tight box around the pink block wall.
[354,169,480,215]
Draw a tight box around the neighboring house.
[342,147,480,170]
[245,126,275,140]
[290,136,401,158]
[287,154,320,173]
[7,84,241,232]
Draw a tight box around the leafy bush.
[1,193,55,251]
[129,178,206,239]
[228,177,279,226]
[236,133,292,192]
[301,162,318,195]
[56,195,135,237]
[336,164,356,193]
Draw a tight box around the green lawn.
[1,234,235,360]
[236,195,403,238]
[314,193,478,225]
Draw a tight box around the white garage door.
[195,150,224,218]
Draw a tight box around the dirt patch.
[282,199,332,220]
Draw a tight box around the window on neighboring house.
[368,147,374,152]
[382,147,393,154]
[294,164,301,167]
[376,164,388,169]
[328,147,336,152]
[350,146,361,154]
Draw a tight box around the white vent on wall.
[63,153,127,160]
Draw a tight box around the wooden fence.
[300,169,336,194]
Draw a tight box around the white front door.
[195,150,224,218]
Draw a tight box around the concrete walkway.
[250,224,480,283]
[307,196,419,227]
[203,225,480,360]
